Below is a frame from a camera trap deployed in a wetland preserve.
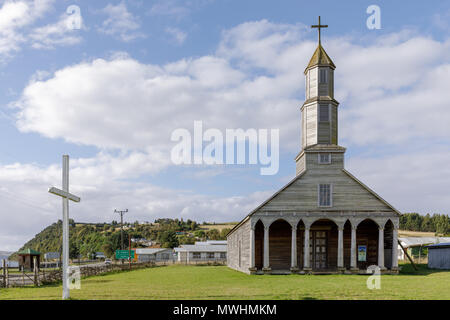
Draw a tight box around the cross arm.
[48,187,81,203]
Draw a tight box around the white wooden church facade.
[227,20,400,275]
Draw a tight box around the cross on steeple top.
[311,16,328,45]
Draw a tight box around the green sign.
[115,250,135,259]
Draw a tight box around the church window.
[318,184,332,207]
[318,153,331,164]
[319,104,329,122]
[319,69,327,84]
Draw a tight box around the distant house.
[427,243,450,270]
[95,252,106,259]
[44,252,60,261]
[175,240,227,263]
[131,238,154,247]
[135,248,174,262]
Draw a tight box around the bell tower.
[296,17,346,175]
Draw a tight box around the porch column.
[290,226,298,272]
[303,226,311,271]
[263,225,271,272]
[350,225,358,271]
[249,226,256,273]
[392,227,399,271]
[337,226,344,271]
[378,227,385,270]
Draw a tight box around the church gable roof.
[304,44,336,73]
[247,169,400,216]
[341,169,401,215]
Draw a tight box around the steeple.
[295,17,345,176]
[305,44,336,73]
[306,16,336,72]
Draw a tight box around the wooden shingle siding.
[296,155,306,176]
[227,219,251,274]
[305,106,317,146]
[309,68,318,98]
[258,166,392,212]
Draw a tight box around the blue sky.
[1,0,450,251]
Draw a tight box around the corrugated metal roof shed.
[427,243,450,270]
[136,248,171,255]
[427,242,450,249]
[174,245,227,253]
[194,240,227,245]
[399,237,450,248]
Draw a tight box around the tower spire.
[311,16,328,45]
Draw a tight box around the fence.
[1,259,157,288]
[1,258,227,288]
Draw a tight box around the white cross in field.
[48,155,80,300]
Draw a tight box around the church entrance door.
[310,231,328,270]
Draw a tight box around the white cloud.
[433,9,450,31]
[98,1,144,42]
[0,157,270,251]
[149,1,189,19]
[29,12,83,49]
[0,0,55,61]
[346,147,450,214]
[148,0,213,20]
[4,19,450,250]
[15,20,450,154]
[165,27,187,45]
[0,0,84,62]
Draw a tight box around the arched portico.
[355,218,380,270]
[269,219,292,271]
[247,214,399,274]
[306,219,339,271]
[253,219,264,270]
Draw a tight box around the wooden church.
[227,18,400,274]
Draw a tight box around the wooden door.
[310,231,328,269]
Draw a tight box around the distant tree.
[69,239,80,260]
[206,229,220,240]
[220,228,231,239]
[159,231,179,248]
[194,230,206,239]
[178,236,195,245]
[101,243,114,258]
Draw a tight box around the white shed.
[427,243,450,270]
[136,248,174,262]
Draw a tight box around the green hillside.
[10,218,233,260]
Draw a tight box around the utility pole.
[114,209,128,250]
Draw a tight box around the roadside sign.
[115,250,135,260]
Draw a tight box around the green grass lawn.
[1,264,449,300]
